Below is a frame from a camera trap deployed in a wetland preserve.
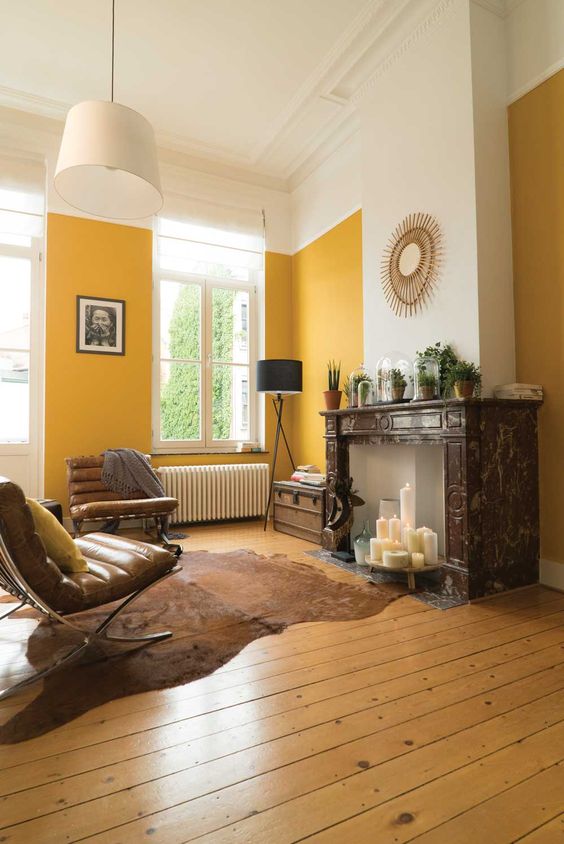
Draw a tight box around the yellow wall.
[44,214,294,511]
[264,251,294,480]
[44,212,362,510]
[290,210,364,470]
[45,214,153,509]
[509,70,564,564]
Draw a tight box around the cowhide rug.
[0,549,406,743]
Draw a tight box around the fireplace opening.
[349,443,445,556]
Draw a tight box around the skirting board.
[540,558,564,592]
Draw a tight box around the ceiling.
[0,0,511,188]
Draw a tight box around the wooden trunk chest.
[272,481,325,544]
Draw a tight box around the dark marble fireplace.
[321,398,542,602]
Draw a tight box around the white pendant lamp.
[54,0,162,219]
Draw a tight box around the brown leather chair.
[66,455,178,545]
[0,477,181,701]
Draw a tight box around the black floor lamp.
[257,358,303,530]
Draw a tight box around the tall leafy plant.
[327,360,341,391]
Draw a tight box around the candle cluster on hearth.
[368,482,439,568]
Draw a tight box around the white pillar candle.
[376,518,389,539]
[389,515,402,543]
[411,551,425,569]
[400,483,415,529]
[382,549,409,569]
[370,537,383,561]
[405,528,419,555]
[417,526,432,553]
[423,531,439,564]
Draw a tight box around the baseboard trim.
[540,558,564,592]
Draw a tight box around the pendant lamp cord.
[111,0,115,102]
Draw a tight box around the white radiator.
[157,463,269,524]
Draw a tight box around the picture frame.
[76,295,126,356]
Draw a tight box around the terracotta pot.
[391,386,406,402]
[323,390,342,410]
[454,380,475,399]
[419,385,435,400]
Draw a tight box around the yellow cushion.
[26,498,88,573]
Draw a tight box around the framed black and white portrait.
[76,296,126,356]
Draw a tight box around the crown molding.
[470,0,507,18]
[352,0,457,105]
[0,85,68,120]
[507,58,564,105]
[250,0,386,163]
[0,0,500,190]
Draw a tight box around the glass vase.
[353,519,372,566]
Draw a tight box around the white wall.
[359,0,480,374]
[506,0,564,103]
[290,129,362,253]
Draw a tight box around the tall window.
[0,183,43,446]
[153,214,262,452]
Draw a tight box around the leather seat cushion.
[70,497,178,521]
[59,533,177,612]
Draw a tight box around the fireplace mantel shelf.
[320,398,542,603]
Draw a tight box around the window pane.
[160,280,201,360]
[212,364,250,441]
[0,255,31,349]
[160,362,201,441]
[212,288,249,364]
[0,350,29,443]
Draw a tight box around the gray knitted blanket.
[101,448,166,500]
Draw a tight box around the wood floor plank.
[299,725,564,843]
[516,813,564,842]
[413,761,564,844]
[73,669,564,844]
[4,648,564,842]
[3,601,564,777]
[3,625,563,799]
[0,523,562,844]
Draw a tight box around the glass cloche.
[347,363,373,407]
[413,355,440,401]
[375,352,414,403]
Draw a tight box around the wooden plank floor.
[1,522,564,843]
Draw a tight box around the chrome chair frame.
[0,521,181,701]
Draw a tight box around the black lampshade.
[256,359,302,395]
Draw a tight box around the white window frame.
[152,268,258,454]
[0,237,44,494]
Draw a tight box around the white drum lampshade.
[54,100,163,219]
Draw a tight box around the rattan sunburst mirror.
[381,212,442,317]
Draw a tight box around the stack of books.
[237,441,262,453]
[290,465,326,487]
[494,383,543,401]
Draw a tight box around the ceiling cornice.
[470,0,507,18]
[352,0,456,104]
[0,0,519,192]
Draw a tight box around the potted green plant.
[446,360,482,399]
[417,368,439,400]
[348,367,373,407]
[416,341,458,397]
[324,360,342,410]
[389,367,407,402]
